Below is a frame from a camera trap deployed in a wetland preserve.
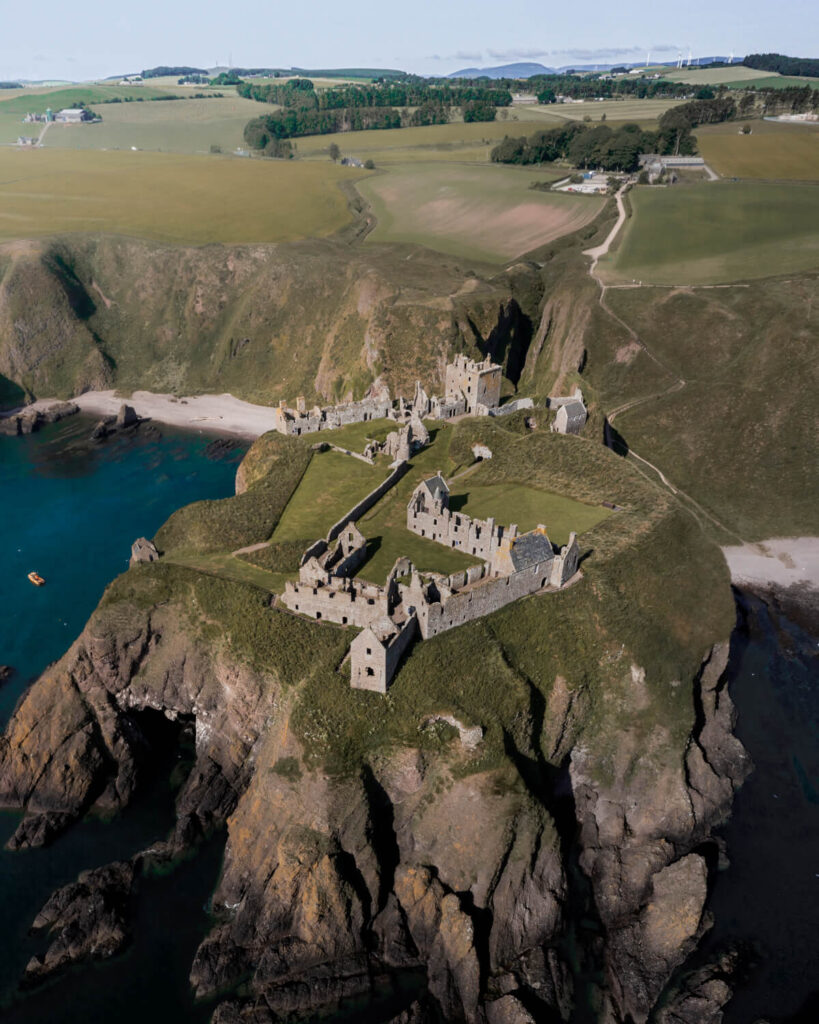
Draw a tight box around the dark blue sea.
[0,416,816,1022]
[0,415,245,1023]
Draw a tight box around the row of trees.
[244,106,402,146]
[237,78,512,110]
[243,94,498,145]
[744,53,819,78]
[491,122,658,172]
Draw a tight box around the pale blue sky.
[1,0,816,81]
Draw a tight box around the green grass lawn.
[0,147,360,244]
[164,549,289,593]
[357,161,604,263]
[601,181,819,284]
[272,450,392,543]
[697,120,819,181]
[317,418,393,451]
[452,483,611,546]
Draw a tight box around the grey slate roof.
[421,475,449,499]
[509,530,554,572]
[562,401,587,428]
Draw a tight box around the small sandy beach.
[24,390,282,440]
[722,538,819,592]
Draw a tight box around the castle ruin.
[279,472,580,693]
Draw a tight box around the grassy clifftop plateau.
[140,414,734,781]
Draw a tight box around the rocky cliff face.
[0,558,749,1022]
[0,236,543,410]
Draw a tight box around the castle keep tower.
[444,355,502,414]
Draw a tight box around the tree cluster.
[237,78,512,110]
[744,53,819,78]
[244,106,401,145]
[490,121,656,171]
[141,66,208,78]
[462,100,497,122]
[210,72,243,86]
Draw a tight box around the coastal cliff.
[0,418,750,1022]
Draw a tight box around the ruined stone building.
[406,474,517,560]
[444,354,502,415]
[273,392,392,436]
[549,388,588,436]
[279,470,580,693]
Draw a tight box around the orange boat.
[27,572,45,586]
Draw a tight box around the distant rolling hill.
[448,62,555,79]
[448,57,745,78]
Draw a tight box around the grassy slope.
[0,149,359,244]
[604,281,818,538]
[696,120,819,181]
[358,162,603,263]
[0,233,545,410]
[272,450,393,543]
[601,182,819,285]
[454,482,611,544]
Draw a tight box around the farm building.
[55,108,91,123]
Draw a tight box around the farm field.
[600,181,819,285]
[357,161,604,263]
[0,83,229,145]
[452,483,611,546]
[526,97,683,124]
[660,66,779,85]
[40,94,265,154]
[295,115,567,164]
[0,148,361,243]
[697,120,819,180]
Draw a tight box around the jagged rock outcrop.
[569,648,751,1023]
[24,860,137,984]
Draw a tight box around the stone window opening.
[312,588,317,595]
[366,647,372,655]
[316,611,322,619]
[367,598,375,605]
[366,667,375,676]
[342,616,348,624]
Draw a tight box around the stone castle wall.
[280,577,389,629]
[407,558,555,640]
[327,460,409,542]
[407,503,511,561]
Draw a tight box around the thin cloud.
[428,50,484,62]
[486,48,549,61]
[548,47,644,60]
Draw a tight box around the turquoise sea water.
[0,416,244,1022]
[0,416,245,724]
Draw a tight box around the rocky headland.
[0,417,752,1023]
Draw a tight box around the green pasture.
[660,66,779,86]
[40,94,266,155]
[357,161,604,263]
[697,119,819,180]
[294,115,566,164]
[452,483,611,546]
[600,182,819,284]
[271,450,392,543]
[527,97,682,125]
[0,147,361,244]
